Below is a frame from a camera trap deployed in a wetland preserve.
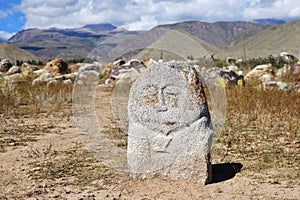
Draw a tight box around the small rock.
[0,59,13,72]
[4,73,25,83]
[7,66,21,75]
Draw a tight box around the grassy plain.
[0,74,299,199]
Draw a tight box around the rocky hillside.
[7,24,123,61]
[153,20,300,59]
[156,21,270,47]
[253,18,286,26]
[0,43,40,63]
[223,20,300,59]
[133,29,222,61]
[78,24,117,32]
[88,21,272,62]
[7,20,300,62]
[8,23,117,43]
[7,21,270,62]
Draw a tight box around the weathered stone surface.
[292,63,300,81]
[78,62,105,74]
[244,63,274,81]
[112,67,142,133]
[110,59,146,79]
[76,62,104,86]
[127,61,213,184]
[0,59,13,72]
[44,59,70,75]
[7,66,20,75]
[4,73,25,83]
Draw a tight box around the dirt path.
[0,86,299,199]
[1,130,299,200]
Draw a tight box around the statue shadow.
[209,163,243,184]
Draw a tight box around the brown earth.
[0,86,299,200]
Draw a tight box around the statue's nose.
[157,105,168,112]
[156,89,168,112]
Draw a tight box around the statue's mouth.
[165,121,176,126]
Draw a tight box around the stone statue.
[128,61,213,184]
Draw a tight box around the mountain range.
[0,43,39,63]
[6,23,124,62]
[2,20,300,62]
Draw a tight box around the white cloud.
[125,15,159,30]
[19,0,300,31]
[0,6,15,19]
[243,0,300,20]
[0,31,15,40]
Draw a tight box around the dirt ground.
[0,86,299,200]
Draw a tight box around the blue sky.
[1,0,300,40]
[0,0,25,39]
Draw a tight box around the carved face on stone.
[128,61,208,135]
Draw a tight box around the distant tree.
[25,60,44,66]
[212,58,227,68]
[16,60,23,66]
[67,58,96,64]
[37,60,43,66]
[187,55,194,60]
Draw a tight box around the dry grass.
[0,75,299,191]
[0,78,73,152]
[0,78,73,115]
[212,81,300,184]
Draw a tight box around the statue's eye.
[164,86,180,95]
[163,86,180,108]
[141,86,159,104]
[143,86,158,97]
